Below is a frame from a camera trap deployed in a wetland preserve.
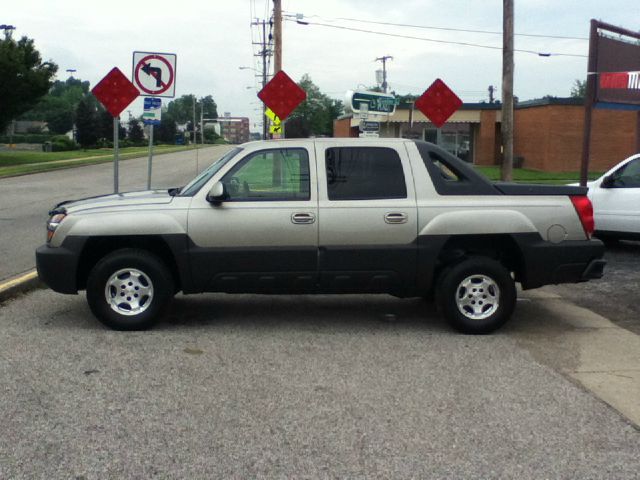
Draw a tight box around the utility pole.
[261,20,268,139]
[375,55,393,93]
[501,0,514,181]
[201,103,205,145]
[273,0,282,74]
[251,17,273,139]
[192,96,197,144]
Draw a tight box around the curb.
[0,270,44,303]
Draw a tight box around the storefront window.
[424,124,472,163]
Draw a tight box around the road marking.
[0,270,38,294]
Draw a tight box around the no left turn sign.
[132,51,177,98]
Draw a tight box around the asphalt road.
[0,146,231,283]
[1,288,639,478]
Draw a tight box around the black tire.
[437,257,516,334]
[86,249,174,330]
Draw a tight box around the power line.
[286,18,587,58]
[284,12,589,41]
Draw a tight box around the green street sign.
[348,90,396,115]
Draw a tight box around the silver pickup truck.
[36,139,605,333]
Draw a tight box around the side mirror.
[206,181,227,204]
[600,174,615,188]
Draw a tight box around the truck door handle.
[384,212,408,224]
[291,212,316,224]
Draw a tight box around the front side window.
[325,147,407,200]
[181,147,242,196]
[221,148,310,201]
[612,158,640,188]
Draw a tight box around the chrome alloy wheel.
[104,268,154,316]
[455,274,500,320]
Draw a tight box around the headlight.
[46,213,66,242]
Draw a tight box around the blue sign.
[142,97,162,125]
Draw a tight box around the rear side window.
[415,141,497,195]
[325,147,407,200]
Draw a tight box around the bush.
[0,133,53,144]
[50,135,78,152]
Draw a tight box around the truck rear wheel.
[86,249,174,330]
[438,257,516,334]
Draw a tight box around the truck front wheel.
[438,257,516,334]
[86,249,174,330]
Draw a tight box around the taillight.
[570,195,594,239]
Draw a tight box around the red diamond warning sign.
[415,79,462,128]
[91,67,140,118]
[258,70,307,121]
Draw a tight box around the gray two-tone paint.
[43,138,597,296]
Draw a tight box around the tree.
[75,98,97,148]
[285,74,343,138]
[166,94,196,124]
[0,34,57,132]
[127,118,144,144]
[156,110,177,144]
[96,108,114,143]
[21,77,90,134]
[200,95,218,119]
[571,79,587,99]
[394,93,418,104]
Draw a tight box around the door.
[187,146,318,293]
[316,144,418,295]
[591,157,640,235]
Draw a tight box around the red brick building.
[334,98,640,172]
[218,117,250,144]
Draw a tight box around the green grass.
[0,145,207,178]
[0,145,193,167]
[474,166,602,185]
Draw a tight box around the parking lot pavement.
[1,289,639,479]
[546,239,640,335]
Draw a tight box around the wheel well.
[76,236,181,291]
[435,234,524,283]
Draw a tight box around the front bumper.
[514,236,606,289]
[35,237,87,294]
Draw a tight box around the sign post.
[132,51,176,190]
[91,67,140,194]
[147,126,154,190]
[142,97,162,189]
[113,117,119,193]
[580,20,640,186]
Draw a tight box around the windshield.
[180,147,243,196]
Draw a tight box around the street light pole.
[0,24,16,38]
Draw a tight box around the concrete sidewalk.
[516,289,640,427]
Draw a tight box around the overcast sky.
[6,0,640,131]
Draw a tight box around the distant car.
[585,154,640,242]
